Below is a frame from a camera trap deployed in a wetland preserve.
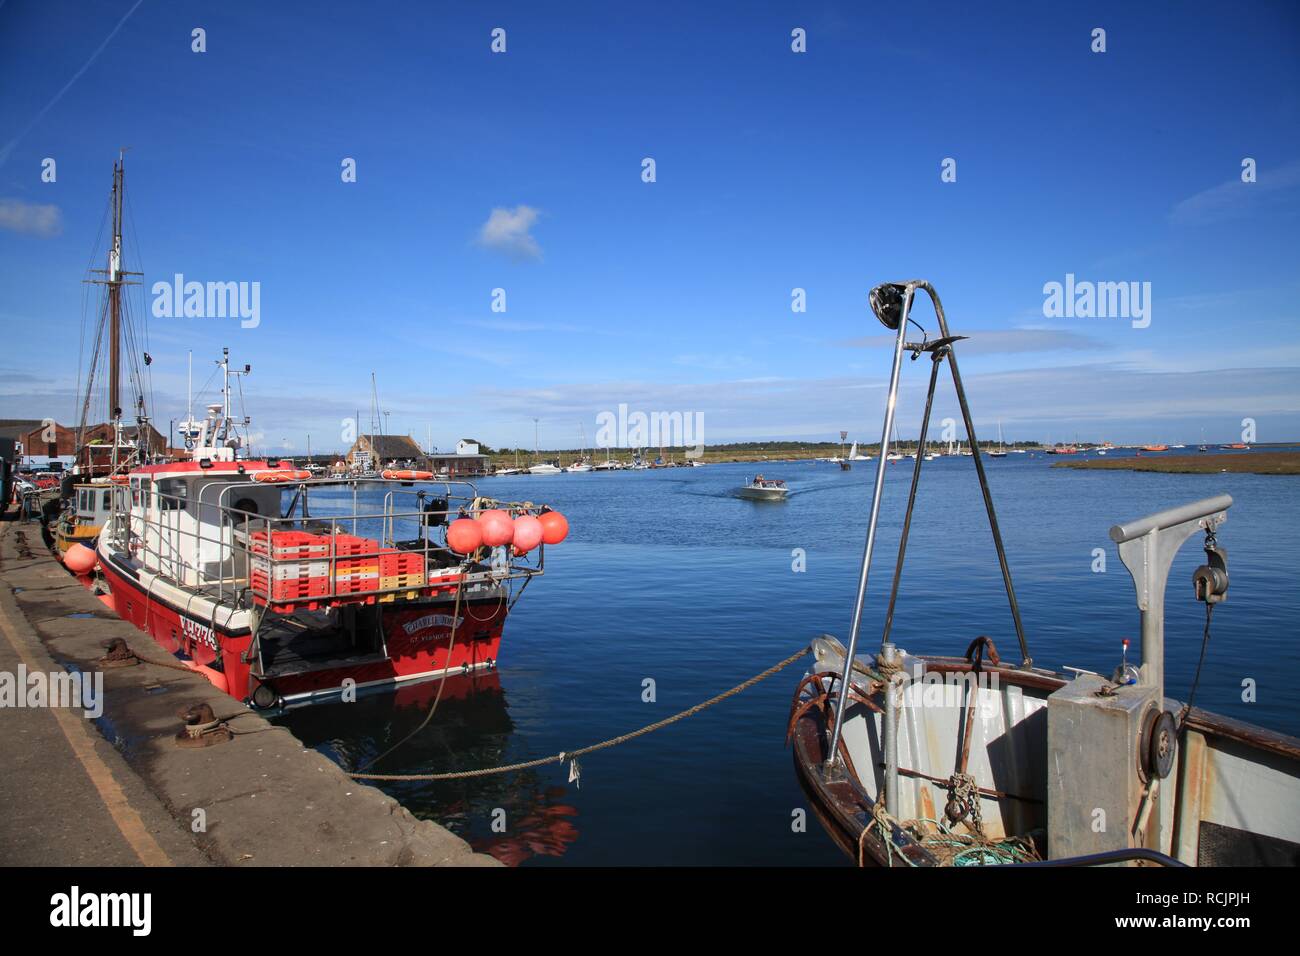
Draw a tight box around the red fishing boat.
[92,351,567,709]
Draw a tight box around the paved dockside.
[0,510,498,867]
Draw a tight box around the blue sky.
[1,0,1298,454]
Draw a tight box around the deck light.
[869,283,908,330]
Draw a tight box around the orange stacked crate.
[328,532,382,604]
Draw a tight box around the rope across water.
[347,645,812,782]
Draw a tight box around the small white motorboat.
[736,475,788,501]
[528,463,563,475]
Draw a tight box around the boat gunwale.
[791,652,1300,866]
[789,688,939,867]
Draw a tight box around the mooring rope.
[356,578,466,772]
[347,644,811,782]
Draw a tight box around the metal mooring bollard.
[175,702,233,748]
[97,637,139,669]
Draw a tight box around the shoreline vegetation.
[281,443,1296,470]
[1052,452,1300,476]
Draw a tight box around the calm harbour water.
[279,451,1300,866]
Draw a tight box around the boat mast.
[81,151,143,473]
[221,349,231,443]
[108,154,124,420]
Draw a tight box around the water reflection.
[276,669,580,865]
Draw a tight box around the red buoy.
[64,543,97,574]
[512,514,544,553]
[476,509,515,547]
[446,517,483,554]
[538,510,569,545]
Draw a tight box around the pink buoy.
[512,514,544,554]
[476,509,515,548]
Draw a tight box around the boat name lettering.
[402,614,463,637]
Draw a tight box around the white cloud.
[476,205,543,261]
[1169,159,1300,226]
[0,198,63,238]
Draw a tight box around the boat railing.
[106,477,546,613]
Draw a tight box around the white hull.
[737,487,787,501]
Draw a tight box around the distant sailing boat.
[528,419,563,474]
[989,420,1007,457]
[886,422,904,462]
[594,439,621,470]
[566,423,593,472]
[848,441,871,462]
[495,447,523,476]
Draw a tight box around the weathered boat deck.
[0,508,498,867]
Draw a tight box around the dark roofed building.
[0,419,44,443]
[346,434,428,471]
[0,419,167,459]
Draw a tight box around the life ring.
[253,469,311,483]
[108,474,130,484]
[381,469,434,481]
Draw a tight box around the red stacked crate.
[249,530,332,610]
[329,533,382,603]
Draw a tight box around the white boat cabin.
[124,461,291,587]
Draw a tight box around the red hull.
[98,558,507,706]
